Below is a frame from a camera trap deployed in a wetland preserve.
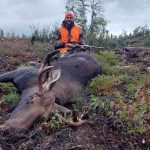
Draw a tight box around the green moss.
[0,83,20,105]
[4,92,20,105]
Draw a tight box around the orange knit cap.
[65,11,75,20]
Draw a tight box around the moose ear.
[43,68,61,91]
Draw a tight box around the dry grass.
[0,39,35,57]
[0,39,42,72]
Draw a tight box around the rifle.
[66,43,104,53]
[44,43,103,62]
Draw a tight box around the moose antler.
[42,68,61,91]
[38,49,60,91]
[43,50,60,66]
[38,66,61,93]
[38,66,54,93]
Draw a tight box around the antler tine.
[38,66,54,93]
[43,50,60,66]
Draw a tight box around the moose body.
[0,52,101,131]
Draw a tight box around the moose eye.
[34,92,42,97]
[37,93,43,97]
[26,99,33,105]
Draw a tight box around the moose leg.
[54,103,71,113]
[55,113,87,127]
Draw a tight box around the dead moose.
[0,51,101,132]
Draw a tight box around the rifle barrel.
[84,45,104,49]
[67,43,104,49]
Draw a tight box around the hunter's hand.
[66,43,74,47]
[54,41,65,49]
[80,45,85,49]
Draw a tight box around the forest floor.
[0,39,150,150]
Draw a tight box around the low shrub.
[0,83,20,105]
[94,51,125,75]
[87,73,150,134]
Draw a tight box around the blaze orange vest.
[59,25,80,53]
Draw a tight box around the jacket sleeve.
[52,29,65,49]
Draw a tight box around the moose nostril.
[55,97,60,105]
[30,100,34,104]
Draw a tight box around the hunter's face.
[65,16,74,25]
